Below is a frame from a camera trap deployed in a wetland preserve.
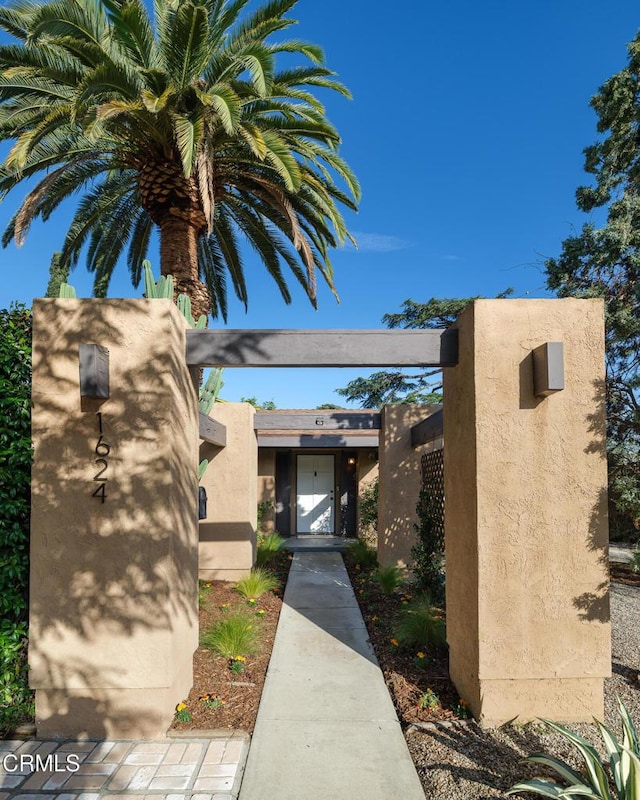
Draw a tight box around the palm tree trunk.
[159,212,210,323]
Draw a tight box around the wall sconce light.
[347,456,356,465]
[533,342,564,398]
[79,343,110,399]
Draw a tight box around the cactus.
[58,282,77,298]
[177,293,207,329]
[143,259,173,299]
[199,368,224,415]
[198,459,209,481]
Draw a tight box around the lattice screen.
[420,448,445,542]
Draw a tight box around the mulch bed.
[170,552,291,734]
[610,562,640,587]
[342,553,465,726]
[170,551,637,735]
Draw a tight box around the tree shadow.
[29,298,199,738]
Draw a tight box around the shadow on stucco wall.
[29,299,199,737]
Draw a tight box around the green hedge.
[0,304,33,733]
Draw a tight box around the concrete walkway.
[238,552,425,800]
[0,735,248,800]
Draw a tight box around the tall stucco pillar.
[378,404,427,567]
[443,299,610,726]
[30,299,199,739]
[199,403,257,581]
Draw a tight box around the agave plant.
[507,697,640,799]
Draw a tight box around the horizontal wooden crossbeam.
[186,329,458,368]
[254,411,381,431]
[257,433,379,448]
[410,407,443,447]
[199,412,227,447]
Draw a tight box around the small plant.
[220,603,231,613]
[631,549,640,574]
[199,693,225,710]
[375,565,405,596]
[394,597,446,651]
[454,698,470,719]
[413,651,428,670]
[418,689,440,711]
[256,532,286,567]
[175,702,192,723]
[347,539,378,570]
[201,612,260,660]
[198,581,211,608]
[235,568,280,600]
[507,696,640,799]
[230,655,246,674]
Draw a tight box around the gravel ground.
[405,581,640,799]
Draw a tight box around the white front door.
[296,455,335,534]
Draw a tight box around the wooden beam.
[257,433,379,448]
[410,407,443,448]
[254,411,381,431]
[186,328,458,368]
[199,412,227,447]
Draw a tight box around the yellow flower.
[233,655,246,662]
[371,615,379,622]
[176,702,186,712]
[390,638,399,646]
[416,652,425,659]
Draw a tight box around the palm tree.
[0,0,359,321]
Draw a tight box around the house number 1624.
[92,412,110,503]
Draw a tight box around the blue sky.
[1,0,638,407]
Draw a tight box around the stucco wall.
[378,405,429,567]
[444,299,610,725]
[30,299,199,739]
[199,403,257,580]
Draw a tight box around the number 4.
[92,483,107,503]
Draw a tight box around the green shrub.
[256,532,285,567]
[508,696,640,799]
[0,304,33,734]
[411,487,445,605]
[375,565,405,596]
[359,478,378,546]
[394,597,445,651]
[347,539,378,570]
[257,500,275,531]
[234,568,280,600]
[200,611,260,660]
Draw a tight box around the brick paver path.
[0,737,248,800]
